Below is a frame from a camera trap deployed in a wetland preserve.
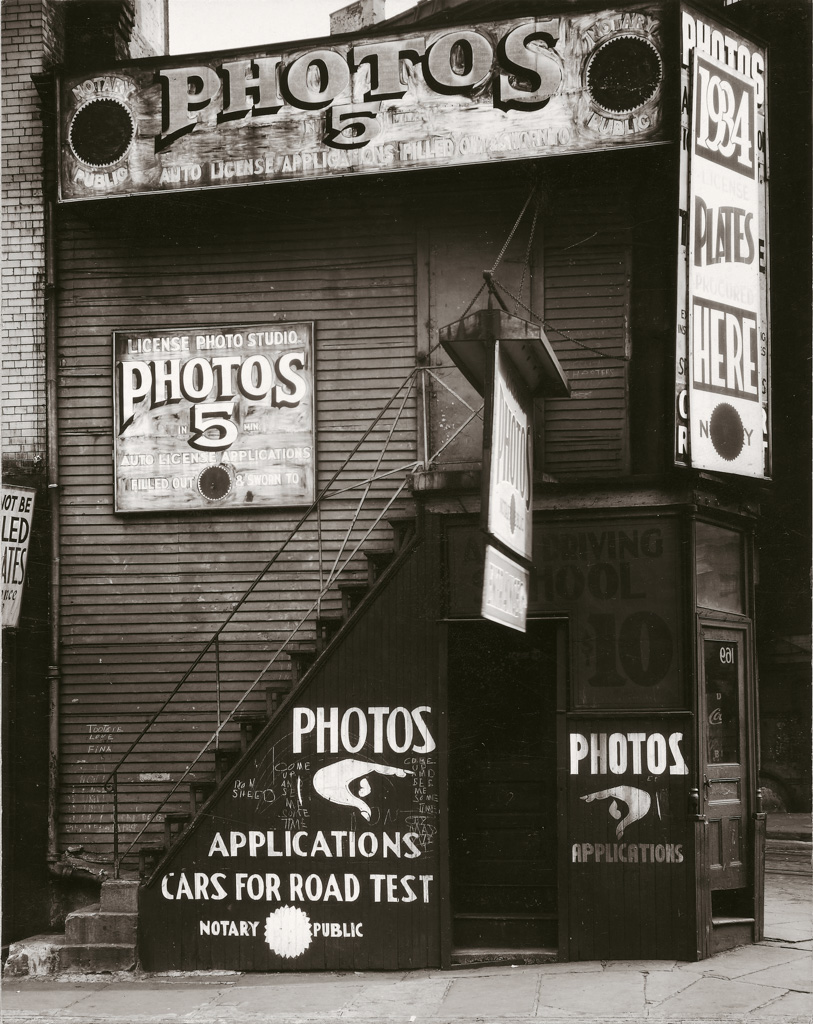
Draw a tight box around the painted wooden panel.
[113,323,316,512]
[139,520,443,971]
[58,7,669,202]
[447,513,686,709]
[566,714,693,960]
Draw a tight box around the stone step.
[58,942,137,973]
[100,879,139,913]
[766,838,812,875]
[3,935,65,977]
[65,905,137,946]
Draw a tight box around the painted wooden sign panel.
[674,5,769,476]
[1,485,36,628]
[481,542,529,632]
[448,514,685,709]
[139,529,442,970]
[687,54,766,476]
[113,323,315,512]
[483,343,533,561]
[58,6,668,202]
[566,714,693,959]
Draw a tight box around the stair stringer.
[139,512,445,972]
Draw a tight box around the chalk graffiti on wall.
[152,703,439,964]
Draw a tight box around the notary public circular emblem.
[264,906,312,958]
[197,464,234,501]
[585,34,663,114]
[68,96,135,168]
[709,402,745,462]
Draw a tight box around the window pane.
[704,639,740,764]
[696,522,743,613]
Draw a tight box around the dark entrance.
[448,620,558,954]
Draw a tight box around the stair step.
[316,616,343,652]
[266,681,292,715]
[710,917,754,954]
[337,576,369,618]
[189,777,216,816]
[138,843,166,881]
[215,746,240,783]
[65,905,137,945]
[100,879,139,913]
[232,712,267,751]
[58,943,137,973]
[387,513,416,549]
[364,544,395,584]
[163,811,190,847]
[451,948,558,967]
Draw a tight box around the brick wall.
[1,0,62,477]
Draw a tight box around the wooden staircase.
[126,517,407,884]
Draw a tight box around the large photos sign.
[58,8,667,201]
[675,7,769,477]
[114,323,315,512]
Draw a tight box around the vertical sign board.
[481,543,529,633]
[140,699,441,969]
[568,716,692,958]
[688,54,765,475]
[113,323,315,512]
[676,7,769,476]
[1,485,36,628]
[481,341,533,632]
[482,342,533,562]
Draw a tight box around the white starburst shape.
[264,906,312,958]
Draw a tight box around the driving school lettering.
[537,521,682,706]
[113,323,315,512]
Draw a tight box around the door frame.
[696,617,759,898]
[438,616,568,965]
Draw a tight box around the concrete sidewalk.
[3,871,810,1024]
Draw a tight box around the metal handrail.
[102,364,425,876]
[103,367,419,794]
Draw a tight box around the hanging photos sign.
[675,6,770,476]
[113,323,315,512]
[2,485,36,628]
[482,341,533,561]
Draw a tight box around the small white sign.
[485,343,533,560]
[481,543,529,633]
[2,485,36,628]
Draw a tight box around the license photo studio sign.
[675,7,769,477]
[113,323,315,512]
[58,7,668,201]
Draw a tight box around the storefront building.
[5,0,809,973]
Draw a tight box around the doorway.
[447,620,559,953]
[701,626,750,911]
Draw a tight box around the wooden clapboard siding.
[138,515,444,971]
[56,188,418,859]
[543,187,631,479]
